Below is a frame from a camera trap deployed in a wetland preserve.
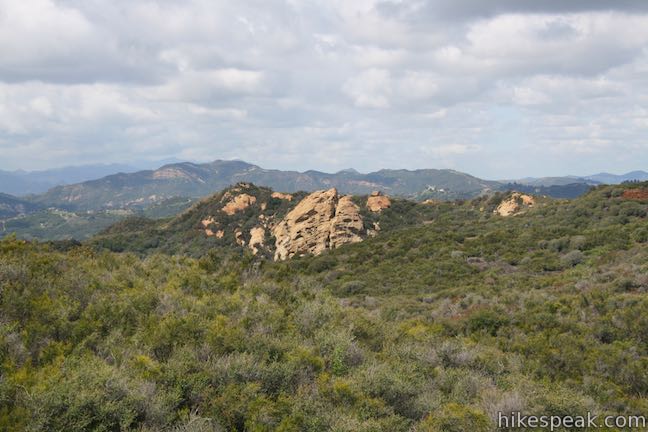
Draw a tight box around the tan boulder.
[366,191,391,212]
[273,188,365,260]
[222,194,256,215]
[495,193,535,217]
[201,217,215,227]
[205,229,224,238]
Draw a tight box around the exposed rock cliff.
[329,196,364,248]
[273,188,364,260]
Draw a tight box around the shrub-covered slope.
[90,183,441,258]
[1,183,647,431]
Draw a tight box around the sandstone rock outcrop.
[273,188,364,260]
[366,191,391,212]
[249,227,265,255]
[201,217,215,228]
[329,196,364,248]
[235,229,245,246]
[495,192,535,217]
[271,192,293,201]
[222,194,256,215]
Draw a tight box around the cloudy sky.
[1,0,648,178]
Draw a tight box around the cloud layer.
[1,0,647,178]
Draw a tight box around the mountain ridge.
[29,160,500,211]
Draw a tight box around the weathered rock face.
[495,192,535,217]
[367,191,391,212]
[222,194,256,215]
[273,188,364,260]
[249,227,265,255]
[329,196,364,248]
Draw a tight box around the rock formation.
[329,196,364,248]
[271,192,293,201]
[201,217,215,227]
[249,227,265,255]
[222,194,256,215]
[234,229,245,246]
[495,192,535,217]
[273,188,364,260]
[366,191,391,212]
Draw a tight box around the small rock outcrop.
[249,227,265,255]
[201,217,215,227]
[495,193,535,216]
[273,189,364,260]
[366,191,391,212]
[422,199,440,205]
[271,192,293,201]
[222,194,256,215]
[234,229,245,246]
[205,228,224,238]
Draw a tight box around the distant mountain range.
[28,160,500,211]
[1,159,646,215]
[507,171,648,187]
[585,171,648,184]
[0,158,185,196]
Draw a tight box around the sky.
[1,0,648,179]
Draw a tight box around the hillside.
[91,183,442,258]
[500,182,595,199]
[1,182,647,431]
[30,160,500,211]
[0,193,41,218]
[0,197,195,242]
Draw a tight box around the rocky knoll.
[273,188,364,260]
[222,192,257,215]
[495,192,535,216]
[366,191,391,212]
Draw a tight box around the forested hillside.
[1,183,647,431]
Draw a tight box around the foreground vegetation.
[1,184,647,431]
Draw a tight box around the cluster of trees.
[1,183,647,430]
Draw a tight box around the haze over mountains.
[0,158,186,196]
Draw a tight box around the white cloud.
[0,0,647,177]
[343,68,392,108]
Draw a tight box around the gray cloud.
[0,0,647,178]
[379,0,648,21]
